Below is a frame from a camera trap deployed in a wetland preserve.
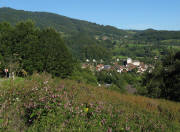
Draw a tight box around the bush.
[0,21,74,78]
[70,68,98,85]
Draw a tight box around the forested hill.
[0,7,128,38]
[1,7,180,42]
[1,7,180,62]
[133,29,180,42]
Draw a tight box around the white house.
[133,60,140,66]
[86,59,90,62]
[127,58,132,64]
[96,64,104,71]
[93,59,96,63]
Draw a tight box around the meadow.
[0,73,180,131]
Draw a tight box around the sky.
[0,0,180,30]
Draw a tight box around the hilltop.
[0,7,129,39]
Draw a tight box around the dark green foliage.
[142,51,180,101]
[0,7,127,39]
[37,28,74,77]
[65,32,113,61]
[96,71,126,91]
[161,51,180,101]
[70,68,98,85]
[141,62,164,98]
[69,62,98,85]
[0,21,74,77]
[134,29,180,42]
[82,44,112,61]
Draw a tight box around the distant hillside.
[0,7,129,39]
[133,29,180,42]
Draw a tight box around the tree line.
[141,51,180,101]
[0,21,74,78]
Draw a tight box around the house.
[127,58,132,64]
[137,62,148,73]
[117,65,125,73]
[112,64,119,71]
[127,58,140,66]
[96,64,104,71]
[113,65,125,73]
[126,63,137,71]
[154,56,158,60]
[104,65,111,70]
[86,59,90,62]
[132,60,140,66]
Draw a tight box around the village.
[82,57,154,74]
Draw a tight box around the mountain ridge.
[0,7,130,38]
[1,7,180,41]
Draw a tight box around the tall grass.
[0,73,180,131]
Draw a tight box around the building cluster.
[82,58,152,74]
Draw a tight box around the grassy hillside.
[0,74,180,131]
